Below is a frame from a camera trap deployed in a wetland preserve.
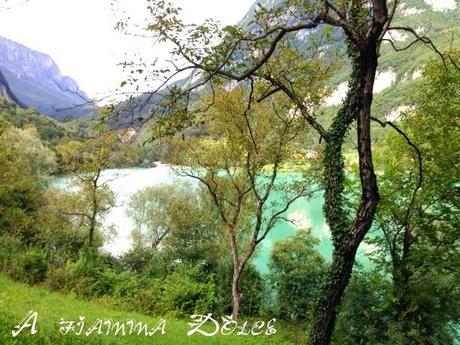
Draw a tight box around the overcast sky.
[0,0,254,99]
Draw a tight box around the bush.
[269,230,326,321]
[34,206,87,265]
[19,247,49,283]
[159,265,217,317]
[45,265,69,291]
[332,271,389,345]
[112,271,141,298]
[0,235,22,271]
[118,246,158,274]
[124,279,164,315]
[0,239,49,284]
[214,262,266,317]
[64,251,116,298]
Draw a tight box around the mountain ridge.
[119,0,459,127]
[1,0,458,124]
[0,35,95,120]
[0,69,23,106]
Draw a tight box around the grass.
[0,275,294,345]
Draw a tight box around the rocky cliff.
[0,36,94,120]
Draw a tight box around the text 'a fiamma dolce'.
[11,311,277,337]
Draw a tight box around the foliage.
[33,203,88,265]
[0,98,70,146]
[332,271,389,345]
[130,1,403,342]
[63,251,117,297]
[1,2,460,344]
[213,262,267,317]
[156,264,217,317]
[368,56,460,343]
[0,236,51,284]
[269,230,326,321]
[125,181,265,317]
[127,181,222,255]
[118,246,160,274]
[0,117,56,238]
[326,56,460,345]
[51,128,119,247]
[163,84,314,318]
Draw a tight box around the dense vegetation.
[0,274,292,345]
[1,55,459,344]
[1,1,460,345]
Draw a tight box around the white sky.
[0,0,253,99]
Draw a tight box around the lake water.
[68,164,373,273]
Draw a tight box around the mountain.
[114,0,459,130]
[0,69,23,106]
[240,0,459,119]
[0,36,95,120]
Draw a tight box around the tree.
[126,180,267,317]
[165,85,313,319]
[269,229,327,322]
[118,1,458,342]
[332,271,389,345]
[51,128,118,248]
[0,117,56,239]
[127,184,174,250]
[127,181,224,263]
[369,57,460,344]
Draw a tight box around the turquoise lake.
[64,164,374,272]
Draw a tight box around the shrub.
[45,265,69,291]
[0,240,49,284]
[269,230,326,321]
[124,278,163,315]
[112,271,141,298]
[118,246,158,274]
[159,265,217,317]
[19,247,49,283]
[64,251,116,298]
[214,262,265,317]
[0,235,22,271]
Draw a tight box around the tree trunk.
[231,267,241,320]
[309,246,358,345]
[309,36,381,345]
[229,229,241,320]
[88,188,98,247]
[88,211,96,247]
[88,173,100,247]
[391,225,415,342]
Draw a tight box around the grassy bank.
[0,275,294,345]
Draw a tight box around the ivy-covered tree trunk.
[309,38,381,345]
